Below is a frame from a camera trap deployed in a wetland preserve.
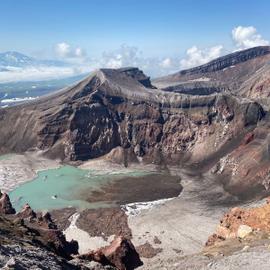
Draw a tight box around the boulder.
[237,225,253,239]
[78,236,142,270]
[101,236,142,270]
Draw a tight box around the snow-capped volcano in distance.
[0,51,67,68]
[0,51,35,67]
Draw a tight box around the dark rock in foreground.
[0,193,141,270]
[0,193,79,260]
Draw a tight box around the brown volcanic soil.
[83,173,182,205]
[51,206,132,240]
[51,207,77,231]
[136,242,163,258]
[77,207,132,239]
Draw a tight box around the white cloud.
[0,66,90,83]
[74,47,85,57]
[4,24,270,85]
[180,45,224,69]
[92,45,180,77]
[160,58,173,68]
[7,25,269,83]
[100,44,141,69]
[55,42,71,58]
[55,42,87,60]
[232,26,269,50]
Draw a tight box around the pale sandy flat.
[0,151,60,193]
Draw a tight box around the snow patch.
[223,65,235,71]
[121,197,175,217]
[187,77,211,82]
[63,212,114,254]
[1,97,37,104]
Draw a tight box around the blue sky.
[0,0,269,79]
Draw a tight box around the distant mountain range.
[0,51,68,69]
[0,51,88,105]
[0,73,87,107]
[0,51,90,92]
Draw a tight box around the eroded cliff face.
[0,68,264,168]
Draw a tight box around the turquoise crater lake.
[9,165,149,212]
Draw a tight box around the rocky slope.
[0,192,142,270]
[154,46,270,100]
[0,67,264,167]
[0,193,80,269]
[239,63,270,107]
[210,122,270,199]
[153,46,270,198]
[0,193,79,259]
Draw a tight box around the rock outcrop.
[206,198,270,247]
[0,244,80,270]
[16,203,36,219]
[0,243,118,270]
[0,199,79,260]
[0,197,141,270]
[0,191,15,214]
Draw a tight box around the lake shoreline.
[0,151,61,193]
[4,152,183,212]
[1,151,242,268]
